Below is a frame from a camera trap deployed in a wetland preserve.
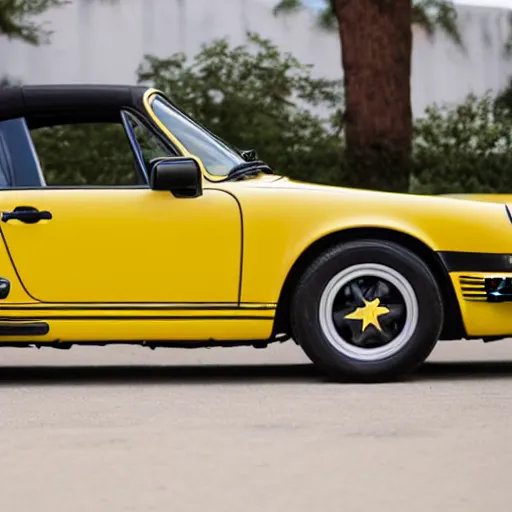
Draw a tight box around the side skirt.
[0,335,291,350]
[0,304,279,345]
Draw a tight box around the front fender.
[229,182,512,304]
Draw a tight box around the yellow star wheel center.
[344,298,390,332]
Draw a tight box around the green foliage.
[495,76,512,112]
[30,123,140,185]
[411,92,512,194]
[0,74,21,86]
[503,14,512,58]
[1,35,346,187]
[4,28,511,195]
[412,0,462,47]
[274,0,463,46]
[137,33,345,184]
[28,114,170,186]
[0,0,68,45]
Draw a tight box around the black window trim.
[120,108,180,187]
[0,108,183,192]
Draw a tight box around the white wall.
[1,0,512,117]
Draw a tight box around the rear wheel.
[290,239,444,382]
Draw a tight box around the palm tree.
[274,0,462,192]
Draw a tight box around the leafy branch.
[0,0,118,46]
[0,0,69,45]
[274,0,463,47]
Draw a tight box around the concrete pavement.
[0,339,510,512]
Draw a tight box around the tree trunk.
[333,0,413,192]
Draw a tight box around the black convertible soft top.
[0,84,150,127]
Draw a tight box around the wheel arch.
[273,227,466,341]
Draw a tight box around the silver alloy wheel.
[318,263,419,361]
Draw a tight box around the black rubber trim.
[437,251,512,272]
[0,315,273,321]
[505,204,512,223]
[0,321,48,335]
[204,188,245,304]
[0,305,276,311]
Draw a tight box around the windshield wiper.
[240,149,258,161]
[225,160,273,181]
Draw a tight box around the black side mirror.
[149,157,202,198]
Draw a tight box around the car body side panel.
[0,188,242,304]
[0,313,275,344]
[223,178,512,306]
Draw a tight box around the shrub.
[411,92,512,194]
[5,35,512,194]
[137,33,345,185]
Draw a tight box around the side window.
[30,122,143,187]
[0,117,44,188]
[122,111,176,170]
[0,133,13,187]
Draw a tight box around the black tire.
[290,239,444,383]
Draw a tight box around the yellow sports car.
[0,84,510,383]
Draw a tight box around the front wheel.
[290,239,444,383]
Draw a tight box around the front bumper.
[449,272,512,337]
[459,275,512,302]
[439,251,512,336]
[438,250,512,301]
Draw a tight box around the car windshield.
[149,95,245,177]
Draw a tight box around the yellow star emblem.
[344,298,390,332]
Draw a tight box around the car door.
[0,116,242,305]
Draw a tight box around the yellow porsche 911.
[0,84,510,383]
